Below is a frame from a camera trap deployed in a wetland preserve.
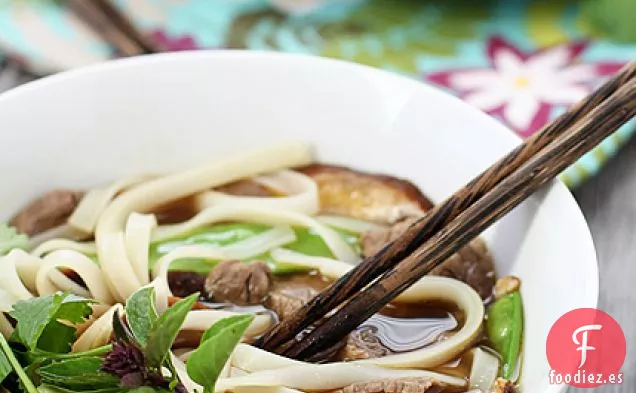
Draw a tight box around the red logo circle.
[546,308,625,388]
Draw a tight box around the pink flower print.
[427,36,625,137]
[150,30,199,52]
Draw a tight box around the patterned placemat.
[0,0,634,187]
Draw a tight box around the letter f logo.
[573,324,602,368]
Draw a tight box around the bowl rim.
[0,50,599,393]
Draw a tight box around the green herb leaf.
[37,321,76,354]
[112,311,134,343]
[144,293,198,368]
[55,298,94,324]
[127,387,169,393]
[37,384,131,393]
[125,287,159,347]
[39,297,93,352]
[0,333,38,393]
[9,293,93,353]
[0,348,11,384]
[0,223,28,255]
[186,314,254,393]
[10,294,62,349]
[38,357,119,390]
[31,345,113,361]
[199,315,249,343]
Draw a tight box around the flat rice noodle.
[233,387,305,393]
[469,347,499,391]
[35,250,114,304]
[0,250,36,311]
[270,248,353,278]
[124,212,157,285]
[355,277,484,369]
[95,142,313,302]
[27,224,88,250]
[68,174,153,234]
[46,269,91,298]
[182,309,272,338]
[316,215,385,234]
[75,303,112,337]
[73,304,123,352]
[13,250,41,295]
[221,225,296,260]
[171,352,203,393]
[231,252,483,370]
[31,239,97,258]
[150,246,230,312]
[199,170,319,215]
[215,363,466,392]
[0,313,13,337]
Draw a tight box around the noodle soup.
[0,143,522,393]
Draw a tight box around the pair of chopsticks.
[66,0,164,56]
[0,1,162,80]
[255,61,636,360]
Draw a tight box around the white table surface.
[570,136,636,393]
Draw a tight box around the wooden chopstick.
[254,60,636,353]
[67,0,163,57]
[92,0,164,52]
[281,74,636,360]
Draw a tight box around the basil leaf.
[37,385,130,393]
[37,321,76,354]
[55,298,94,324]
[38,357,119,390]
[112,311,135,343]
[31,344,113,362]
[10,294,64,350]
[0,349,11,383]
[0,223,28,256]
[128,388,169,393]
[186,314,254,393]
[0,333,38,393]
[144,293,198,368]
[36,375,166,392]
[199,315,249,343]
[9,293,92,352]
[38,298,94,353]
[125,287,159,347]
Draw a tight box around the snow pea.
[486,277,523,380]
[148,222,360,275]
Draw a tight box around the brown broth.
[59,267,88,287]
[360,301,461,354]
[267,273,464,360]
[152,195,199,225]
[150,179,283,225]
[174,329,203,349]
[168,272,475,374]
[380,300,460,319]
[271,271,331,292]
[431,351,474,379]
[167,271,206,297]
[215,179,279,197]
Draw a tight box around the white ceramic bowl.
[0,52,597,393]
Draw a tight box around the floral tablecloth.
[0,0,634,187]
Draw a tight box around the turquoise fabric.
[0,0,634,187]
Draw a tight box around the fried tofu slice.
[297,164,432,224]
